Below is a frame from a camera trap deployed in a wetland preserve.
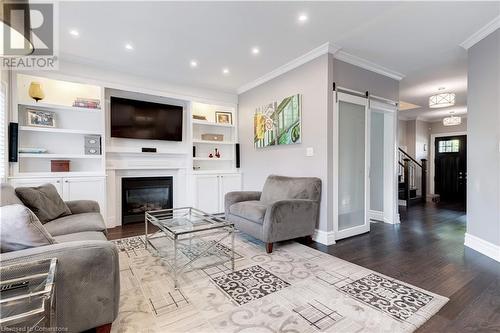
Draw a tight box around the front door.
[435,135,467,203]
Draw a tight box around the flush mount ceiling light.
[124,43,134,51]
[429,92,455,108]
[190,60,198,68]
[222,68,229,75]
[69,29,79,37]
[298,14,308,23]
[443,112,462,126]
[251,47,260,55]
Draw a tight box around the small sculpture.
[208,153,213,158]
[215,148,221,158]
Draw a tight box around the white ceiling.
[59,1,500,108]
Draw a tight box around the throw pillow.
[0,204,56,253]
[15,183,72,223]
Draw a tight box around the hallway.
[307,202,500,332]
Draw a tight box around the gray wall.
[237,54,398,234]
[467,30,500,246]
[238,54,330,231]
[370,112,385,212]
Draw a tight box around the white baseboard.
[464,233,500,262]
[313,229,336,245]
[369,210,384,222]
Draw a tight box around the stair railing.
[398,148,427,207]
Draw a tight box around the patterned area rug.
[111,233,447,333]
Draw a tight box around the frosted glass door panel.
[338,101,366,231]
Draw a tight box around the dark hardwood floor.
[107,202,500,332]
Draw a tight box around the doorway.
[434,135,467,204]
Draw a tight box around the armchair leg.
[96,323,112,333]
[266,243,273,254]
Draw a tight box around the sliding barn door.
[333,92,370,240]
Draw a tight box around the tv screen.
[110,96,183,141]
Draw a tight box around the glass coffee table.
[145,207,235,288]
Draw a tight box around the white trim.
[237,42,341,94]
[334,51,405,81]
[460,15,500,50]
[465,233,500,262]
[429,131,467,195]
[369,210,384,222]
[313,229,336,245]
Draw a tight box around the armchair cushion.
[65,200,100,214]
[44,212,106,237]
[54,231,107,243]
[260,175,322,205]
[0,204,56,253]
[229,200,267,224]
[15,183,71,223]
[0,183,24,206]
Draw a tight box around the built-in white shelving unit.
[191,102,238,173]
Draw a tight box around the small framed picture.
[215,111,232,124]
[27,109,56,128]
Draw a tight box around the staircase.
[398,148,427,207]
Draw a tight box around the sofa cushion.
[260,175,322,204]
[229,200,267,224]
[0,204,56,253]
[54,231,107,243]
[15,184,72,223]
[44,212,106,237]
[1,183,24,207]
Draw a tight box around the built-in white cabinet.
[9,176,106,215]
[193,173,241,214]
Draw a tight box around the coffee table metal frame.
[145,207,235,288]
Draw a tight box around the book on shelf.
[72,98,101,109]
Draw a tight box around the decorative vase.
[29,82,45,102]
[215,148,221,158]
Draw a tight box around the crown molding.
[334,50,405,81]
[237,42,341,94]
[460,15,500,50]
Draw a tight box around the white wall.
[466,29,500,257]
[238,54,330,231]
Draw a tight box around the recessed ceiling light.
[298,14,308,23]
[251,47,260,55]
[69,29,79,37]
[222,68,230,75]
[190,60,198,68]
[124,43,134,51]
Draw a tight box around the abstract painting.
[254,94,301,148]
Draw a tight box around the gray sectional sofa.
[0,183,119,333]
[225,175,322,253]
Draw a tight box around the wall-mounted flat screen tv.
[110,96,183,141]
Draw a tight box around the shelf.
[19,153,103,159]
[192,120,234,128]
[193,157,233,161]
[192,139,234,145]
[19,102,101,113]
[9,172,106,178]
[19,126,102,135]
[106,147,188,155]
[192,169,239,175]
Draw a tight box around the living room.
[1,2,499,333]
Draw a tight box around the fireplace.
[122,177,173,224]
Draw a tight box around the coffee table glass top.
[146,207,233,236]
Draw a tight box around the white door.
[334,92,370,240]
[219,174,242,212]
[9,178,63,195]
[62,177,106,215]
[194,175,220,214]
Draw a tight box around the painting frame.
[254,94,302,148]
[215,111,233,125]
[26,109,56,128]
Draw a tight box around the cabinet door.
[194,175,220,214]
[62,177,106,215]
[9,178,63,195]
[219,174,242,212]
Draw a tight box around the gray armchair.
[225,175,322,253]
[0,183,119,333]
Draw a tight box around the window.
[438,139,460,153]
